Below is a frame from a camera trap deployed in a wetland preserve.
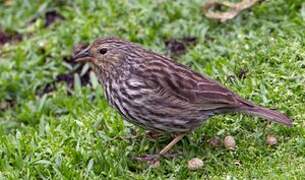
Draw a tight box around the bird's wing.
[132,59,245,110]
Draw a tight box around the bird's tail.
[240,105,292,126]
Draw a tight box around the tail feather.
[241,106,292,127]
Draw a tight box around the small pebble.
[266,135,277,146]
[208,137,222,148]
[224,135,236,150]
[188,158,203,170]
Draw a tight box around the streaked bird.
[73,37,292,161]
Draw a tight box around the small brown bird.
[73,37,292,160]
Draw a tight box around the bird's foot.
[135,153,178,164]
[135,154,160,165]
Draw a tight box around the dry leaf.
[202,0,261,22]
[4,0,13,6]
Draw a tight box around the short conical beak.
[72,47,94,63]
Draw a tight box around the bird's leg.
[159,133,185,155]
[135,133,186,164]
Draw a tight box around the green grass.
[1,0,305,179]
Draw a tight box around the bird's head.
[72,37,135,72]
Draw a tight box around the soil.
[37,46,92,96]
[45,10,64,27]
[0,30,22,45]
[237,68,248,79]
[165,37,197,56]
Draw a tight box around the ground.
[0,0,305,179]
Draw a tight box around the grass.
[1,0,305,179]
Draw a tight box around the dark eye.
[99,48,107,54]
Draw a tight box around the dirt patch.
[0,99,15,111]
[29,9,64,28]
[38,63,92,96]
[59,43,92,89]
[57,67,91,88]
[226,68,249,83]
[236,68,248,80]
[45,10,64,27]
[38,82,56,96]
[204,34,215,43]
[37,66,92,96]
[0,30,22,45]
[37,43,92,96]
[165,37,197,56]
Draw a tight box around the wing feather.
[132,58,243,111]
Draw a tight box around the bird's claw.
[135,154,160,164]
[135,152,179,165]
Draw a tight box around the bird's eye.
[99,48,108,55]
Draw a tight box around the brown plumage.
[73,37,292,160]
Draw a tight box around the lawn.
[0,0,305,179]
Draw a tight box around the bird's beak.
[72,47,94,63]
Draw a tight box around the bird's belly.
[104,80,210,133]
[109,96,207,132]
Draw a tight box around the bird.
[72,37,292,161]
